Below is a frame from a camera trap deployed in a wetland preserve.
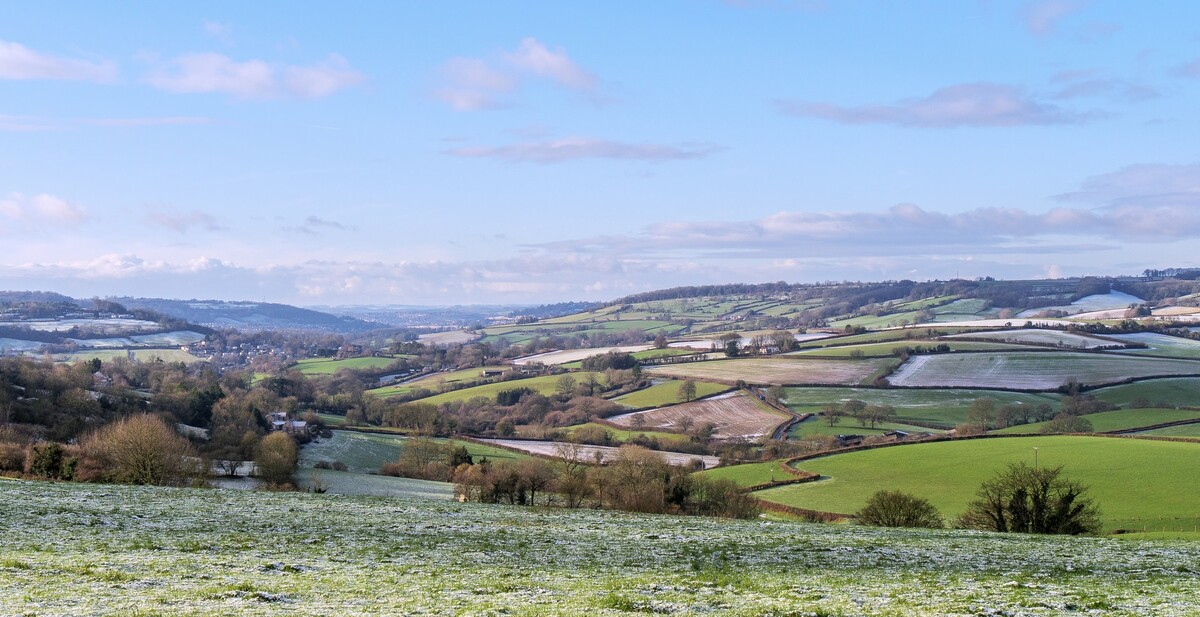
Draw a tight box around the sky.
[2,1,1200,306]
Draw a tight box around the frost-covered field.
[512,345,652,366]
[944,328,1123,349]
[888,352,1200,390]
[1,480,1198,616]
[476,438,721,468]
[607,392,786,442]
[648,357,889,386]
[1016,291,1144,318]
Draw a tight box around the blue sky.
[2,1,1199,305]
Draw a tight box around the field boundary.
[754,499,851,522]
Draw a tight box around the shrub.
[856,490,943,528]
[255,432,298,486]
[78,415,204,486]
[957,463,1101,535]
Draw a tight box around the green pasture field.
[696,460,792,488]
[1138,424,1200,437]
[612,379,730,408]
[992,408,1200,435]
[57,349,206,364]
[932,298,990,315]
[293,356,400,375]
[887,351,1200,390]
[559,422,689,445]
[828,310,927,330]
[788,340,1026,357]
[365,365,509,398]
[787,417,946,438]
[6,480,1198,615]
[1089,377,1200,407]
[316,412,346,426]
[404,372,605,406]
[757,435,1200,534]
[781,386,1059,428]
[647,357,893,386]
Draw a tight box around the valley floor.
[1,479,1198,615]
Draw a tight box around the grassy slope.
[992,408,1200,434]
[788,340,1027,357]
[406,372,604,406]
[757,436,1200,533]
[782,386,1060,428]
[293,356,400,375]
[559,422,689,445]
[612,380,730,408]
[1090,377,1200,407]
[3,479,1197,615]
[365,365,510,398]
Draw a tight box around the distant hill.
[112,297,379,333]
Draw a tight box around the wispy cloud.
[778,83,1091,127]
[203,21,234,45]
[0,114,61,132]
[145,52,363,99]
[88,116,213,127]
[434,37,599,111]
[282,215,351,235]
[1173,57,1200,79]
[447,138,724,164]
[1055,162,1200,210]
[143,208,224,233]
[0,193,88,226]
[0,39,117,82]
[1022,0,1088,37]
[1051,70,1159,102]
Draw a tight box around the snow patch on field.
[888,352,1200,390]
[1017,291,1144,318]
[512,345,651,366]
[944,328,1123,349]
[608,392,784,442]
[477,438,721,468]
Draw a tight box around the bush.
[856,490,943,528]
[0,442,25,472]
[957,463,1101,535]
[78,415,204,486]
[255,432,298,486]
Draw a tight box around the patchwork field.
[943,328,1124,349]
[757,436,1200,534]
[788,417,945,438]
[887,352,1200,390]
[992,408,1200,434]
[1107,332,1200,359]
[55,349,206,364]
[475,438,720,468]
[787,339,1025,357]
[647,357,893,386]
[1090,377,1200,407]
[511,345,652,366]
[293,356,401,375]
[781,386,1059,428]
[409,372,605,406]
[612,379,730,408]
[365,365,510,398]
[607,392,788,442]
[1015,291,1144,318]
[4,480,1198,615]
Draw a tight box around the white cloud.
[778,83,1091,127]
[145,52,363,99]
[143,208,224,233]
[447,138,723,164]
[434,37,598,111]
[0,114,60,132]
[1022,0,1088,37]
[0,39,117,82]
[0,193,88,225]
[203,21,234,44]
[282,215,352,235]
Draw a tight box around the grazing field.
[887,352,1200,390]
[299,431,529,474]
[295,468,456,500]
[1015,291,1143,317]
[781,386,1058,428]
[408,372,604,406]
[607,392,788,442]
[788,417,944,438]
[55,349,206,364]
[417,330,477,345]
[1138,424,1200,437]
[511,345,652,366]
[647,357,892,386]
[1090,377,1200,407]
[68,330,208,348]
[558,423,688,446]
[993,408,1200,434]
[1107,332,1200,358]
[787,339,1024,357]
[475,438,720,468]
[365,365,510,398]
[612,379,731,408]
[293,356,400,375]
[943,328,1124,349]
[4,481,1198,616]
[757,436,1200,534]
[0,337,46,352]
[696,460,792,488]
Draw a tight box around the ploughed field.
[2,479,1198,615]
[887,352,1200,390]
[646,357,891,386]
[606,392,788,442]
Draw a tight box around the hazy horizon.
[4,2,1200,305]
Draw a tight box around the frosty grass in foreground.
[1,479,1198,616]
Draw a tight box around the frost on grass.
[0,480,1197,615]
